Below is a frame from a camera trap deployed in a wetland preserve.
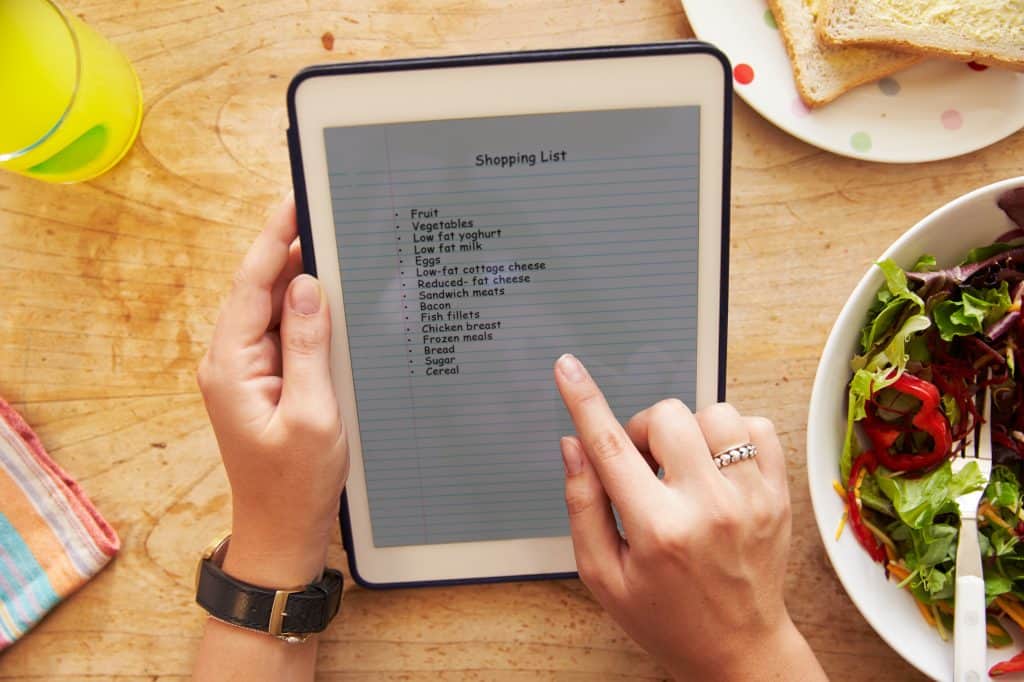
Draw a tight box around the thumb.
[279,274,334,413]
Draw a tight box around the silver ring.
[712,443,758,469]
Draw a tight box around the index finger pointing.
[554,354,662,518]
[213,197,298,350]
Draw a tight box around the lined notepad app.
[325,107,701,547]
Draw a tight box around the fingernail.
[556,353,587,383]
[560,437,584,476]
[290,275,321,314]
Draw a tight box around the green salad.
[838,188,1024,676]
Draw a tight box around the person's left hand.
[552,354,822,681]
[197,196,348,587]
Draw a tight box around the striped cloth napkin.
[0,397,119,650]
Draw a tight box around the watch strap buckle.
[268,588,304,637]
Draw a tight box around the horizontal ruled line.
[344,270,696,294]
[353,387,682,407]
[358,349,695,370]
[339,236,696,259]
[368,505,565,523]
[347,302,696,329]
[353,366,693,395]
[341,261,697,285]
[335,176,696,202]
[331,163,697,189]
[330,189,696,212]
[356,349,695,372]
[337,220,696,249]
[345,291,699,310]
[333,199,693,224]
[350,337,696,359]
[349,314,694,340]
[341,251,696,274]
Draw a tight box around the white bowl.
[808,176,1024,681]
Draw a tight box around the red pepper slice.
[991,649,1024,676]
[846,452,886,564]
[861,374,953,473]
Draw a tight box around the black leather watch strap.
[195,551,343,638]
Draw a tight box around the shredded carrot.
[935,601,954,615]
[997,596,1024,631]
[887,562,911,582]
[835,511,848,541]
[932,603,949,641]
[833,479,847,499]
[884,542,898,563]
[854,468,867,509]
[982,505,1014,531]
[1011,302,1022,313]
[989,622,1009,638]
[915,599,936,626]
[1003,604,1024,632]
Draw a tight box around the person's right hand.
[553,354,826,681]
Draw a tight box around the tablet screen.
[325,106,700,548]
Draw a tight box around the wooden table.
[2,1,1022,679]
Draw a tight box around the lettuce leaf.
[859,472,895,517]
[863,314,931,373]
[877,259,925,310]
[840,369,876,481]
[986,465,1021,510]
[880,462,986,602]
[962,243,1018,265]
[933,282,1012,341]
[985,573,1015,604]
[858,260,927,357]
[891,520,957,601]
[913,254,938,272]
[860,297,909,354]
[876,461,985,530]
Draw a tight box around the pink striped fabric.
[0,397,119,649]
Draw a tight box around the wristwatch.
[194,534,343,642]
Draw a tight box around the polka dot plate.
[681,0,1024,163]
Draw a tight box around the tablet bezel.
[287,42,733,588]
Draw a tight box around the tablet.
[286,42,732,588]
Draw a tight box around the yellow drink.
[0,0,142,183]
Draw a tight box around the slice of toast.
[818,0,1024,70]
[769,0,922,107]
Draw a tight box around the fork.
[953,375,994,682]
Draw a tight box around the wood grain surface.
[1,1,1022,679]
